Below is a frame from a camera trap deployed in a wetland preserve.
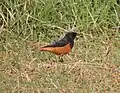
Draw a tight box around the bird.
[40,32,77,56]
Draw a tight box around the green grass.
[0,0,120,93]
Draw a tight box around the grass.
[0,0,120,93]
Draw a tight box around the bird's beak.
[76,33,80,35]
[75,33,79,40]
[75,32,83,40]
[76,32,83,36]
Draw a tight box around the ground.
[0,0,120,93]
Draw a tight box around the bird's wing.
[43,37,68,47]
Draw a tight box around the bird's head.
[65,32,77,40]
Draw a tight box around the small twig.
[104,45,111,56]
[68,60,81,73]
[50,78,58,89]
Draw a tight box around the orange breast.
[40,43,71,55]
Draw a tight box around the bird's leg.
[55,55,64,62]
[66,54,72,60]
[58,55,64,62]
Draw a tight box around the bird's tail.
[40,47,54,52]
[40,47,47,51]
